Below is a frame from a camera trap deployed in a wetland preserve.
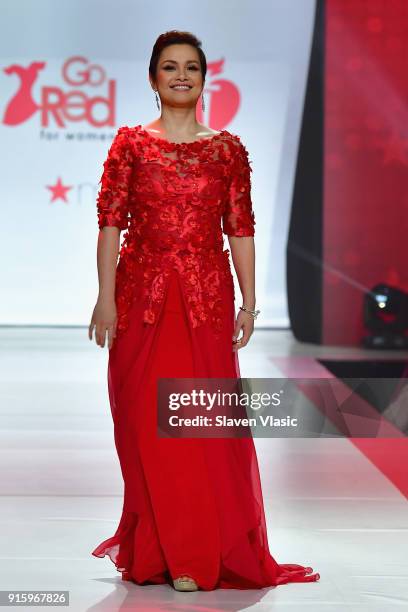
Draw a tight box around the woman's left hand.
[232,310,255,351]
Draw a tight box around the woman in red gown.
[89,30,320,591]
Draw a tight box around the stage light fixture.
[362,283,408,349]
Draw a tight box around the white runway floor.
[1,327,407,611]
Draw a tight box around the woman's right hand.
[88,297,118,349]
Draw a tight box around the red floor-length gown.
[91,124,320,590]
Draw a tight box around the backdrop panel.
[0,0,316,327]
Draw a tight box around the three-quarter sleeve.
[222,137,256,237]
[96,127,133,230]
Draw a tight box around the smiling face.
[150,43,204,108]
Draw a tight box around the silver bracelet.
[239,306,261,320]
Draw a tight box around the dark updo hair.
[149,30,207,83]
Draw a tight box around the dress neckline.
[135,124,228,148]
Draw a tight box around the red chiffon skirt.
[92,269,320,590]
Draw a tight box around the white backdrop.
[0,0,316,327]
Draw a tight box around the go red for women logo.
[2,56,116,127]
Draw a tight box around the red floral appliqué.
[96,124,256,338]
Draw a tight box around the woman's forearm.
[227,236,256,309]
[97,227,121,301]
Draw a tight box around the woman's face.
[151,44,204,108]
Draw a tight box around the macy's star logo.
[46,177,72,202]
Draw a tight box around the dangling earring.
[201,92,205,112]
[154,90,160,111]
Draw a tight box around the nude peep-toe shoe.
[173,574,199,591]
